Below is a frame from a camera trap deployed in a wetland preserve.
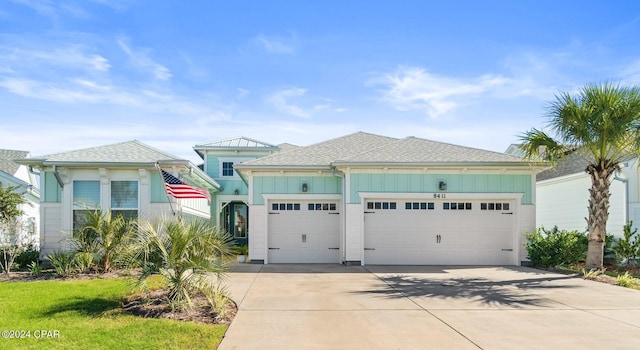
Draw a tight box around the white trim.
[358,192,524,201]
[218,157,247,179]
[263,194,342,201]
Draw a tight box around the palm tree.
[73,209,136,272]
[130,217,235,311]
[520,83,640,269]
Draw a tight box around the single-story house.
[0,149,40,248]
[231,132,542,265]
[18,132,543,265]
[16,141,218,257]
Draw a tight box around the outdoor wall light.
[234,189,239,195]
[302,183,308,192]
[438,180,447,191]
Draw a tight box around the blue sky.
[1,1,640,163]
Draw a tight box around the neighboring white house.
[16,141,219,257]
[533,149,634,237]
[0,149,40,248]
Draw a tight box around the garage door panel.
[268,201,340,263]
[364,199,515,265]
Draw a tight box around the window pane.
[279,203,286,210]
[451,202,457,210]
[111,181,138,209]
[481,203,487,210]
[222,162,234,176]
[405,202,411,210]
[420,202,427,210]
[389,202,396,210]
[503,203,510,211]
[286,203,293,210]
[272,203,279,211]
[308,203,315,211]
[367,202,374,210]
[73,181,100,209]
[382,202,389,209]
[458,202,464,210]
[329,203,336,211]
[112,210,138,221]
[465,203,472,210]
[413,202,419,210]
[443,203,450,210]
[294,203,301,210]
[488,203,495,210]
[428,202,435,210]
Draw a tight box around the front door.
[222,202,249,246]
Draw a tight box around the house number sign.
[432,193,446,198]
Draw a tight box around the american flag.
[160,168,211,203]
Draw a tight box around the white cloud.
[117,38,171,80]
[369,66,507,118]
[267,88,312,118]
[0,46,110,72]
[253,33,295,55]
[236,88,250,99]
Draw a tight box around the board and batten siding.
[205,154,264,196]
[349,173,534,204]
[251,175,342,205]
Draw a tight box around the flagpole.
[155,163,177,216]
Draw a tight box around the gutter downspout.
[613,169,629,224]
[331,167,347,264]
[52,165,64,188]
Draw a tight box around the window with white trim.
[73,180,100,231]
[222,162,234,177]
[111,180,139,221]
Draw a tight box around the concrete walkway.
[218,264,640,349]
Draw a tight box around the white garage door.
[268,201,341,263]
[364,199,515,265]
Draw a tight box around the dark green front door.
[229,202,248,246]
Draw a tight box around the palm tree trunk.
[585,165,613,269]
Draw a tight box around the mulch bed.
[0,270,237,325]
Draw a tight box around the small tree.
[72,209,136,272]
[129,217,234,311]
[614,222,640,265]
[0,186,31,274]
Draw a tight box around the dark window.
[496,203,502,210]
[374,202,381,209]
[420,202,427,210]
[481,203,487,210]
[330,203,336,211]
[316,203,322,210]
[405,202,412,210]
[367,202,374,210]
[457,202,464,210]
[443,203,450,210]
[413,202,419,210]
[488,203,495,210]
[428,202,435,210]
[465,203,472,210]
[294,203,301,210]
[273,203,279,211]
[286,203,293,210]
[222,162,234,176]
[503,203,510,211]
[309,203,315,211]
[279,203,286,210]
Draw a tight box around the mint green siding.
[205,154,266,195]
[43,172,61,203]
[349,173,533,204]
[252,176,342,204]
[150,172,170,203]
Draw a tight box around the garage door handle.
[364,211,375,214]
[502,212,513,215]
[268,247,280,250]
[328,212,340,215]
[268,212,280,215]
[364,248,375,251]
[501,249,513,251]
[328,247,339,250]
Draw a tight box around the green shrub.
[74,251,95,273]
[14,244,39,268]
[525,226,588,268]
[616,271,637,287]
[47,251,78,277]
[613,221,640,265]
[28,261,42,275]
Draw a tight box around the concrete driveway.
[218,264,640,349]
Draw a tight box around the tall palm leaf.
[74,209,136,272]
[521,83,640,269]
[131,217,234,311]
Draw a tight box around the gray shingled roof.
[28,140,183,164]
[194,137,278,149]
[0,149,29,176]
[238,132,526,169]
[338,136,525,164]
[536,150,637,181]
[239,132,398,167]
[277,143,300,153]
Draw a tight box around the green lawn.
[0,278,227,349]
